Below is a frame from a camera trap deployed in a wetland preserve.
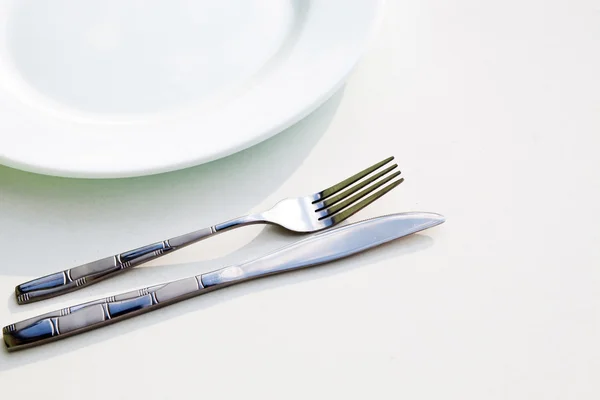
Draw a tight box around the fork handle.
[14,214,264,304]
[14,228,212,304]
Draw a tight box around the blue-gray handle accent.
[4,276,206,350]
[14,227,215,304]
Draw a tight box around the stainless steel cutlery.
[15,157,403,304]
[3,212,444,351]
[3,156,445,351]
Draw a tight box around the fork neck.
[214,213,267,232]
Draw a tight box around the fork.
[15,156,403,304]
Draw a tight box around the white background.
[1,0,599,398]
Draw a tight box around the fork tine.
[315,164,398,211]
[322,178,405,225]
[316,156,394,201]
[320,171,401,218]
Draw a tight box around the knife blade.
[3,212,444,351]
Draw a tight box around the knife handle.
[13,226,220,304]
[4,276,209,351]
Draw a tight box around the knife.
[2,212,444,351]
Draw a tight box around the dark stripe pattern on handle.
[15,227,215,304]
[5,276,207,351]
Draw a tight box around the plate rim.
[0,0,386,178]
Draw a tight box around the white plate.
[0,0,384,178]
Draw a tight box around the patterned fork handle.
[4,275,212,351]
[15,214,261,305]
[14,228,212,305]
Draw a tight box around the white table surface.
[1,1,599,398]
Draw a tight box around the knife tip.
[420,212,445,228]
